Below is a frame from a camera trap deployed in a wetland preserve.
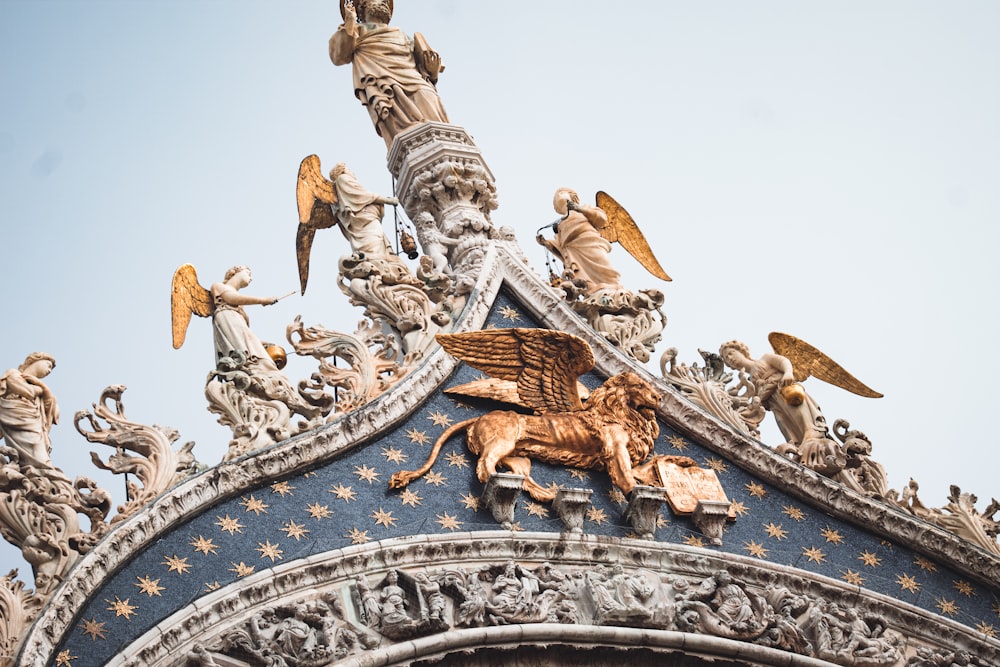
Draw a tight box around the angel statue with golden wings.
[171,264,328,457]
[537,188,670,295]
[720,332,886,494]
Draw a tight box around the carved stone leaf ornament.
[74,385,199,524]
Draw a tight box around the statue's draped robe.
[334,171,395,258]
[0,369,55,470]
[551,210,622,291]
[331,24,449,147]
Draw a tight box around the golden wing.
[595,190,671,282]
[768,332,883,398]
[296,155,339,295]
[436,328,595,413]
[170,264,213,350]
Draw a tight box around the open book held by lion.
[389,328,674,502]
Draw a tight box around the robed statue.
[330,0,449,149]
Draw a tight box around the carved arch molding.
[103,533,996,667]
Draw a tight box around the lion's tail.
[389,417,479,489]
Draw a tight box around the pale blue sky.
[2,1,999,571]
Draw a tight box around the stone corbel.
[692,500,732,546]
[553,487,593,534]
[482,473,524,529]
[624,485,668,540]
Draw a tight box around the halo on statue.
[340,0,394,23]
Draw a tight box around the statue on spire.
[330,0,450,149]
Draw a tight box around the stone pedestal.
[386,123,498,282]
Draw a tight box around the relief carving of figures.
[329,0,449,149]
[537,189,670,363]
[909,648,988,667]
[205,594,372,666]
[719,333,885,495]
[798,601,901,666]
[0,353,111,598]
[74,385,199,524]
[354,569,447,640]
[171,264,331,461]
[585,564,673,628]
[390,328,661,503]
[296,157,450,364]
[677,569,770,641]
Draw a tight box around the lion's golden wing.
[171,264,213,349]
[768,331,883,398]
[595,190,671,282]
[296,155,339,295]
[436,328,595,413]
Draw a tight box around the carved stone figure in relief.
[719,333,884,493]
[0,353,59,471]
[389,328,661,502]
[207,594,370,666]
[354,570,447,640]
[678,569,769,640]
[329,0,449,149]
[171,264,330,459]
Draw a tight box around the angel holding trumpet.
[537,188,671,295]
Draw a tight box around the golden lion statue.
[389,329,662,501]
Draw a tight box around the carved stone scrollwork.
[74,385,199,524]
[889,483,1000,556]
[286,316,406,415]
[194,593,373,666]
[568,287,666,364]
[205,349,331,462]
[660,347,762,438]
[0,570,39,667]
[338,254,447,366]
[677,569,771,642]
[908,647,989,666]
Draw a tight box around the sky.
[1,1,999,573]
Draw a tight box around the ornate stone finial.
[74,385,199,524]
[388,329,661,502]
[0,354,111,597]
[171,264,332,459]
[329,0,449,149]
[891,483,1000,555]
[537,189,669,363]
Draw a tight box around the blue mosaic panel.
[53,290,1000,665]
